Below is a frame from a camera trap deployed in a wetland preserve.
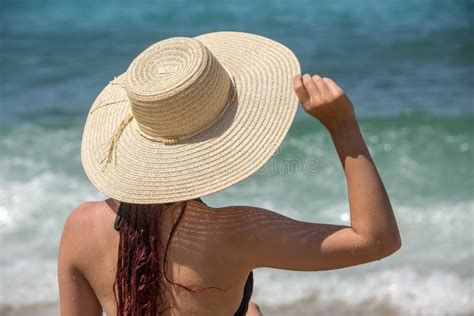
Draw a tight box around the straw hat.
[81,31,300,203]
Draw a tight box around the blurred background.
[1,0,473,315]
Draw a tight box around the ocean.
[1,0,473,315]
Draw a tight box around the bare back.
[59,199,255,315]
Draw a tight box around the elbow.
[385,234,402,256]
[374,231,402,259]
[358,226,402,260]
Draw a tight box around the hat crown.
[125,37,233,140]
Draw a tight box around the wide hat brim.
[81,31,300,204]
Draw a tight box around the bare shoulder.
[59,201,112,270]
[62,201,103,236]
[194,202,295,246]
[205,202,400,271]
[209,203,297,229]
[186,201,283,229]
[58,202,105,314]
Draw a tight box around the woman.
[58,32,401,315]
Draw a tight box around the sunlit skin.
[58,74,401,315]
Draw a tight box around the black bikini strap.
[114,204,123,231]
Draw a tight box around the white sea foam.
[0,124,473,312]
[1,174,472,312]
[0,168,102,306]
[253,266,474,315]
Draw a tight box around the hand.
[293,74,357,134]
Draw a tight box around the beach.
[1,1,473,314]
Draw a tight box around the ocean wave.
[0,115,472,312]
[254,266,474,315]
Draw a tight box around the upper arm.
[233,206,399,271]
[58,205,102,316]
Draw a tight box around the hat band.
[96,70,236,170]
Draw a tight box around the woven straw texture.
[81,31,300,203]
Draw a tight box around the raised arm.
[298,73,401,251]
[239,74,401,271]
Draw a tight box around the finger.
[322,77,343,96]
[313,75,331,97]
[302,73,320,99]
[293,74,310,104]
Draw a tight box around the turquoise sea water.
[1,0,473,314]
